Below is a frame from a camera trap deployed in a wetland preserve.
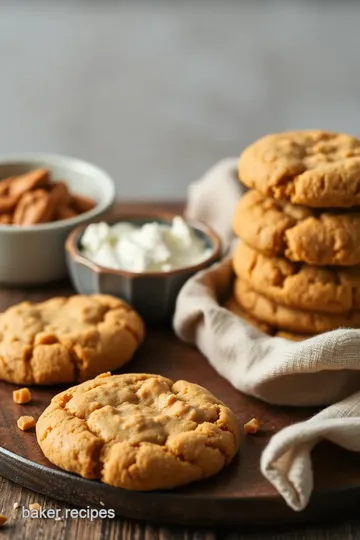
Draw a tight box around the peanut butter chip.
[17,415,36,431]
[95,372,112,379]
[244,418,260,434]
[29,503,41,512]
[0,514,7,526]
[13,387,32,404]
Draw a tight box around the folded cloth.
[173,157,360,511]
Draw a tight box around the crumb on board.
[13,502,20,510]
[13,387,32,404]
[17,415,36,431]
[96,372,112,379]
[55,517,62,521]
[99,501,105,507]
[0,514,7,527]
[244,418,260,434]
[29,503,41,512]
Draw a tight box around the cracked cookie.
[234,278,360,334]
[233,241,360,313]
[36,373,240,490]
[0,294,145,385]
[225,296,311,341]
[239,130,360,207]
[233,190,360,266]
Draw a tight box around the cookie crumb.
[13,502,20,510]
[99,501,105,507]
[244,418,260,434]
[166,394,176,405]
[13,387,32,404]
[96,372,111,379]
[55,517,62,521]
[17,415,36,431]
[29,503,41,512]
[0,514,7,526]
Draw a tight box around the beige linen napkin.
[173,157,360,511]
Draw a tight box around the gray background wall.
[1,0,359,199]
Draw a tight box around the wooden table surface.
[2,202,360,539]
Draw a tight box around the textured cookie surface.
[36,373,240,490]
[225,297,310,341]
[234,278,360,334]
[0,295,145,385]
[233,190,360,266]
[233,241,360,313]
[239,130,360,207]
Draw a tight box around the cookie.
[225,297,311,341]
[233,278,360,334]
[0,294,145,385]
[233,241,360,313]
[224,297,272,334]
[36,373,240,490]
[239,130,360,207]
[233,190,360,266]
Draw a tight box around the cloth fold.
[173,157,360,511]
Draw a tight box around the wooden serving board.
[1,203,360,528]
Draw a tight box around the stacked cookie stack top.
[230,130,360,341]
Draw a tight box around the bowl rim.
[65,211,222,277]
[0,152,116,232]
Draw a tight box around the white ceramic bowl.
[0,153,115,285]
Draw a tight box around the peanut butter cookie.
[234,278,360,334]
[225,296,311,341]
[239,130,360,207]
[0,294,145,385]
[233,190,360,266]
[233,241,360,313]
[36,373,240,490]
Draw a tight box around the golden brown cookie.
[0,294,145,385]
[233,190,360,266]
[36,373,240,490]
[234,278,360,334]
[275,330,309,342]
[224,296,272,334]
[224,296,311,341]
[233,241,360,313]
[239,130,360,207]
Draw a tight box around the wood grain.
[1,203,360,538]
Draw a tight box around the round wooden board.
[1,216,360,527]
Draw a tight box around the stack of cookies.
[229,130,360,340]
